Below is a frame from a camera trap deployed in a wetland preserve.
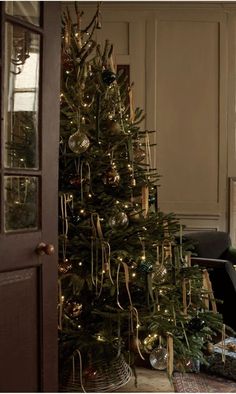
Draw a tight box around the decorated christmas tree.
[58,4,223,391]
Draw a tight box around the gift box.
[206,337,236,380]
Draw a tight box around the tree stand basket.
[60,354,133,392]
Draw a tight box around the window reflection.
[4,23,40,169]
[4,176,38,232]
[5,2,40,26]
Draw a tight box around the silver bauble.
[108,212,129,229]
[68,130,90,154]
[149,346,168,370]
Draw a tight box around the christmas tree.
[59,4,223,391]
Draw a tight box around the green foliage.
[58,4,223,376]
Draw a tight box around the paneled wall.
[63,2,236,238]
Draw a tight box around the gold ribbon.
[128,86,135,123]
[167,333,174,378]
[130,306,145,360]
[145,131,152,169]
[182,278,187,315]
[202,269,217,313]
[141,185,149,218]
[116,261,133,309]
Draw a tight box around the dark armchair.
[182,231,236,331]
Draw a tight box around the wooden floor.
[116,367,174,392]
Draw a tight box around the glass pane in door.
[5,2,40,26]
[4,176,39,232]
[4,23,40,169]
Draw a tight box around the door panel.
[0,2,60,392]
[0,268,39,392]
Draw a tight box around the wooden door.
[0,2,61,392]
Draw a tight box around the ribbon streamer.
[167,333,174,378]
[141,185,149,218]
[145,131,153,169]
[72,349,86,393]
[202,269,217,312]
[131,306,145,360]
[128,86,135,123]
[182,278,187,315]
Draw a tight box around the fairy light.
[78,261,83,266]
[132,273,136,277]
[88,193,92,198]
[116,200,120,204]
[80,209,84,214]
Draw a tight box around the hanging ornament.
[128,209,142,222]
[69,175,83,187]
[102,119,121,136]
[187,316,205,332]
[64,297,83,319]
[133,142,146,162]
[81,93,94,109]
[138,260,153,273]
[68,130,90,154]
[103,164,120,187]
[61,53,73,73]
[108,212,129,229]
[58,259,72,274]
[102,69,116,85]
[70,213,82,225]
[149,346,168,370]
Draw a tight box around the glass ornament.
[149,346,168,370]
[103,165,120,187]
[58,259,72,274]
[108,212,129,229]
[102,69,116,85]
[188,317,205,332]
[138,260,153,273]
[129,209,142,222]
[64,298,83,319]
[133,142,146,162]
[68,130,90,154]
[102,119,121,136]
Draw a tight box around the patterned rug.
[173,372,236,392]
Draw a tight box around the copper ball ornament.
[58,259,72,274]
[133,143,146,162]
[64,298,83,319]
[103,165,120,187]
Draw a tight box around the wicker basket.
[60,354,132,392]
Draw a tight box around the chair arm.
[192,257,236,292]
[191,257,230,269]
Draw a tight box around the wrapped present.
[206,337,236,380]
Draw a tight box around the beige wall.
[63,2,236,240]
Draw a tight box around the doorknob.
[35,242,55,256]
